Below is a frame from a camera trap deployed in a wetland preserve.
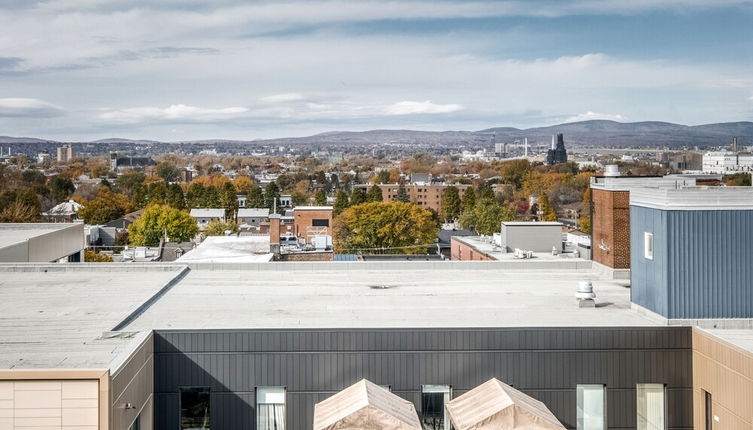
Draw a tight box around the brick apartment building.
[356,184,470,212]
[293,206,333,244]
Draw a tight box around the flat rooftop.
[0,223,80,249]
[452,236,590,263]
[0,266,181,369]
[124,264,650,330]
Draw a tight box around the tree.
[128,204,198,246]
[394,183,410,203]
[78,187,133,225]
[84,250,113,262]
[314,189,327,206]
[367,185,383,202]
[350,188,367,206]
[0,200,38,222]
[375,170,390,184]
[246,185,265,208]
[155,162,180,183]
[233,175,254,194]
[538,193,557,221]
[459,197,516,235]
[264,182,281,212]
[333,189,350,215]
[440,186,461,222]
[333,202,439,254]
[220,182,239,218]
[580,188,592,233]
[204,220,239,236]
[166,183,186,209]
[461,187,476,214]
[49,176,75,203]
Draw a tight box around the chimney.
[269,214,281,254]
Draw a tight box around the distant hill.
[480,120,753,147]
[0,120,751,148]
[0,136,60,144]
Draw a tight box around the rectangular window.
[637,384,665,430]
[129,414,141,430]
[312,219,329,227]
[421,385,451,430]
[704,391,712,430]
[180,387,210,430]
[577,385,606,430]
[257,387,286,430]
[644,232,654,260]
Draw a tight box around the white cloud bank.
[385,100,465,115]
[98,104,249,123]
[564,111,627,123]
[0,98,64,117]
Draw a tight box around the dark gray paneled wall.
[631,206,753,318]
[112,333,155,430]
[153,327,692,430]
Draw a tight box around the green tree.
[367,185,383,202]
[461,187,476,213]
[580,188,592,233]
[314,189,327,206]
[49,176,75,203]
[220,182,239,219]
[203,220,239,236]
[116,172,146,196]
[350,188,367,206]
[394,183,410,203]
[155,161,180,182]
[459,198,516,235]
[375,170,391,184]
[440,186,461,222]
[333,189,350,215]
[264,182,281,212]
[246,185,265,208]
[166,183,186,209]
[128,204,198,246]
[145,181,168,205]
[333,202,439,254]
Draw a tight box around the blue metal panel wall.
[153,327,693,430]
[630,206,669,315]
[665,210,753,318]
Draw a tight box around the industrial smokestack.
[524,138,528,157]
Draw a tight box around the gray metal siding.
[632,206,753,319]
[112,333,155,430]
[666,209,753,318]
[153,327,692,430]
[630,206,669,316]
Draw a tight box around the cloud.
[0,57,24,70]
[385,100,465,115]
[260,93,307,103]
[98,104,249,123]
[564,111,627,123]
[0,98,65,117]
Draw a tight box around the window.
[129,414,141,430]
[577,385,606,430]
[637,384,665,430]
[180,387,210,430]
[257,387,286,430]
[312,219,329,227]
[421,385,451,430]
[644,233,654,260]
[704,391,712,430]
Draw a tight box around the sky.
[0,0,752,141]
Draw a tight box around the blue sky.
[0,0,751,140]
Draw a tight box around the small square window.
[644,233,654,260]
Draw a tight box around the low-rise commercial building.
[292,206,333,244]
[0,223,85,262]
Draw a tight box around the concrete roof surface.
[0,267,181,369]
[124,266,653,331]
[176,236,273,263]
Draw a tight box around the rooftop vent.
[576,280,596,308]
[604,164,620,177]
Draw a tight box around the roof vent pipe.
[604,165,620,177]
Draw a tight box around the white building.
[702,151,753,174]
[189,208,226,229]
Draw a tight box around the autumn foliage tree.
[78,187,133,224]
[333,202,439,254]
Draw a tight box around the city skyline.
[0,0,752,140]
